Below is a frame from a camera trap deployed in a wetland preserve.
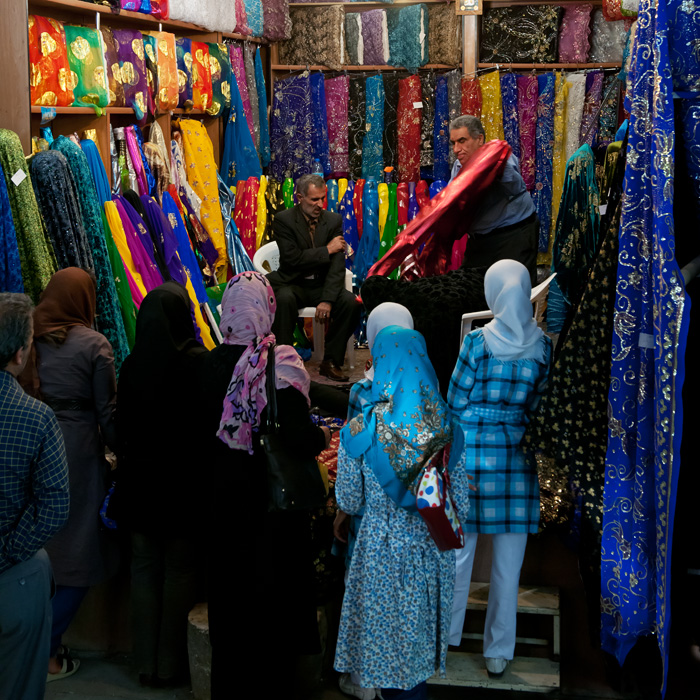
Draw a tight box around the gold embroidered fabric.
[478,71,504,142]
[278,6,345,70]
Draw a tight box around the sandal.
[47,656,80,683]
[55,644,71,659]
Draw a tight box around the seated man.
[450,115,538,285]
[267,174,361,382]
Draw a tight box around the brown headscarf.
[33,267,96,339]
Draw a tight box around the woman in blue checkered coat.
[447,260,552,677]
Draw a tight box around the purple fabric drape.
[112,29,151,124]
[229,44,254,141]
[325,75,350,178]
[580,70,604,148]
[361,9,387,65]
[516,75,538,192]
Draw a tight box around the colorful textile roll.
[355,178,379,283]
[29,150,93,270]
[142,33,159,109]
[339,180,358,268]
[282,177,295,208]
[191,42,213,113]
[558,4,593,63]
[269,72,314,182]
[354,179,365,238]
[229,44,254,140]
[176,37,193,110]
[80,138,111,206]
[150,0,169,19]
[100,28,126,107]
[218,174,255,275]
[243,44,260,148]
[326,75,350,178]
[580,71,604,147]
[549,72,569,259]
[311,73,332,177]
[28,15,74,107]
[383,73,400,174]
[481,7,562,63]
[255,175,269,249]
[244,0,264,36]
[262,0,291,41]
[517,75,538,192]
[598,75,620,145]
[500,73,521,160]
[64,25,109,109]
[377,183,389,239]
[378,183,398,275]
[533,73,555,253]
[433,74,450,182]
[255,48,271,167]
[53,135,130,368]
[363,75,385,182]
[397,75,421,183]
[461,77,482,118]
[112,29,151,122]
[280,6,346,70]
[589,9,628,63]
[179,119,227,279]
[348,76,367,181]
[148,31,177,112]
[326,179,339,214]
[397,182,409,228]
[207,43,232,117]
[479,71,504,142]
[345,13,363,65]
[0,162,24,293]
[361,9,389,65]
[419,72,435,180]
[386,4,428,72]
[564,73,587,159]
[428,3,461,65]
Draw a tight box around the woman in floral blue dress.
[334,326,471,699]
[447,259,552,677]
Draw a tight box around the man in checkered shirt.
[0,293,69,700]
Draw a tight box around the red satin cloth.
[367,140,511,280]
[397,76,422,183]
[354,179,365,238]
[461,77,482,118]
[397,183,409,226]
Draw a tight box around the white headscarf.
[365,303,414,379]
[481,259,545,362]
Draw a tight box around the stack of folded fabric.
[278,5,345,69]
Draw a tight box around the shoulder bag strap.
[265,343,279,434]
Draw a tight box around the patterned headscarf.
[217,271,311,454]
[341,326,452,512]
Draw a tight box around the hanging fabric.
[433,74,450,182]
[176,37,194,110]
[348,75,367,181]
[397,75,421,183]
[326,75,350,178]
[461,77,482,119]
[149,31,178,112]
[243,43,260,148]
[217,173,255,275]
[207,42,232,117]
[362,74,385,182]
[382,73,400,175]
[191,41,213,113]
[533,73,555,254]
[28,15,75,107]
[500,73,521,161]
[355,178,379,284]
[255,175,269,249]
[0,162,24,293]
[597,75,620,146]
[64,25,109,109]
[478,71,504,142]
[100,28,126,107]
[564,73,587,160]
[142,33,159,112]
[254,47,270,167]
[547,73,568,263]
[229,44,255,142]
[112,29,151,123]
[311,73,332,177]
[340,180,358,269]
[419,72,436,181]
[516,75,537,192]
[579,71,604,148]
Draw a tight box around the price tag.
[11,169,26,187]
[599,204,607,215]
[413,101,423,109]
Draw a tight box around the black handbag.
[262,345,327,511]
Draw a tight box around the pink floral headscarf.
[217,271,311,454]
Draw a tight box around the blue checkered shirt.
[0,370,69,574]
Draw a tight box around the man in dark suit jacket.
[267,174,361,382]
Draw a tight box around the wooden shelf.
[28,0,264,41]
[478,62,622,70]
[290,0,448,5]
[484,0,603,5]
[31,106,212,116]
[272,64,461,71]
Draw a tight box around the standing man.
[0,293,69,700]
[449,115,538,284]
[268,174,361,382]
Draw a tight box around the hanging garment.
[104,200,147,302]
[478,71,504,142]
[386,3,428,72]
[262,0,291,41]
[29,151,93,271]
[564,73,587,160]
[516,75,537,192]
[382,74,400,175]
[419,73,436,181]
[348,76,367,181]
[221,70,262,187]
[480,7,562,63]
[597,75,620,146]
[548,73,569,261]
[340,180,358,269]
[217,174,255,275]
[311,73,332,177]
[229,44,255,144]
[361,10,389,66]
[142,33,159,111]
[52,136,130,369]
[191,42,213,113]
[354,178,365,239]
[558,4,593,63]
[28,15,74,107]
[234,0,250,34]
[100,28,126,107]
[147,31,177,112]
[428,3,461,65]
[179,119,227,279]
[255,175,269,249]
[461,77,482,119]
[269,71,314,182]
[207,42,231,118]
[80,138,111,207]
[254,47,270,167]
[326,75,350,178]
[547,144,600,334]
[243,43,260,148]
[0,162,23,293]
[280,6,346,70]
[533,74,555,254]
[64,25,109,109]
[175,37,193,110]
[362,75,385,182]
[355,178,380,284]
[433,75,450,182]
[397,76,422,183]
[579,71,604,148]
[112,29,151,123]
[500,73,521,161]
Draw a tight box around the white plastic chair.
[253,241,355,368]
[459,272,557,347]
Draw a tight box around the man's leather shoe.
[319,360,349,382]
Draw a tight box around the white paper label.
[599,204,607,215]
[413,101,423,109]
[638,333,654,349]
[11,169,26,187]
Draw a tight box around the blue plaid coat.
[447,329,552,534]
